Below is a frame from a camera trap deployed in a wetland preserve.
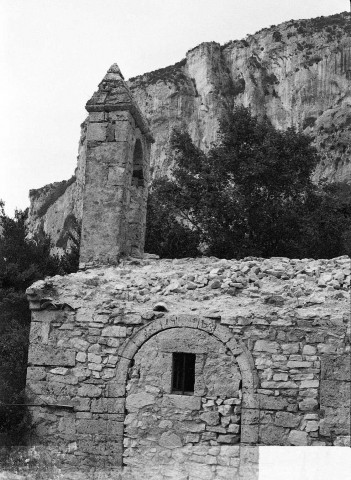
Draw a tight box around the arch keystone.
[197,317,216,334]
[213,324,234,344]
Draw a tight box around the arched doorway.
[115,315,259,479]
[126,137,147,257]
[131,139,144,187]
[123,328,242,478]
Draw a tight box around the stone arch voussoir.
[116,315,259,446]
[116,315,257,407]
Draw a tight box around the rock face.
[128,12,351,182]
[27,12,351,248]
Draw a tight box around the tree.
[145,178,201,258]
[145,106,351,259]
[0,202,80,444]
[301,182,351,258]
[0,205,61,291]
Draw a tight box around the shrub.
[36,176,76,218]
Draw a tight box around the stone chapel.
[25,65,350,480]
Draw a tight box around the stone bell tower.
[79,64,154,266]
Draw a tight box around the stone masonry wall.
[79,64,153,266]
[123,329,242,479]
[25,255,350,478]
[80,111,150,264]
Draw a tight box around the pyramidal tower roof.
[86,63,153,140]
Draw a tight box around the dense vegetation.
[32,175,76,218]
[145,106,351,259]
[0,203,79,444]
[129,59,187,88]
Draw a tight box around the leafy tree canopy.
[146,106,351,259]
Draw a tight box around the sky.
[0,0,348,216]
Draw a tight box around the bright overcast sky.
[0,0,348,215]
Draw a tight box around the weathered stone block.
[71,396,91,411]
[197,317,216,334]
[49,367,69,375]
[206,425,226,433]
[241,409,259,425]
[287,361,312,368]
[126,392,154,411]
[88,142,130,166]
[77,384,102,398]
[47,373,78,385]
[282,343,299,354]
[274,411,301,428]
[162,395,201,411]
[160,336,208,354]
[182,422,206,433]
[273,373,288,382]
[288,430,308,446]
[321,355,351,381]
[105,381,126,398]
[106,420,124,436]
[242,392,260,409]
[26,366,46,381]
[199,411,220,426]
[254,340,279,353]
[259,396,288,410]
[31,310,64,323]
[259,425,286,445]
[298,398,318,411]
[300,380,319,389]
[226,338,243,356]
[107,165,126,186]
[102,326,127,337]
[58,415,76,436]
[302,345,317,355]
[76,419,107,435]
[305,420,319,432]
[320,380,350,408]
[76,352,87,362]
[87,123,106,141]
[188,463,216,479]
[114,120,134,142]
[28,345,75,367]
[91,398,125,414]
[159,432,182,449]
[217,434,240,444]
[75,308,94,323]
[213,324,233,344]
[319,407,350,436]
[69,337,90,351]
[89,112,106,122]
[88,353,102,364]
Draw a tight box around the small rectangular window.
[172,352,195,395]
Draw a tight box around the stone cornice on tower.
[86,63,154,142]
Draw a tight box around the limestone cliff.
[26,120,87,251]
[127,12,351,182]
[27,12,351,248]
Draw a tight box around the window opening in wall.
[132,139,144,187]
[172,352,195,395]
